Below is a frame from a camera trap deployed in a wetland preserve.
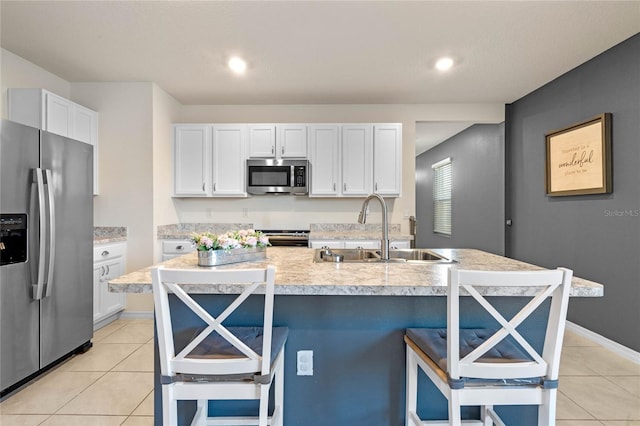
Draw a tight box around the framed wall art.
[545,113,612,196]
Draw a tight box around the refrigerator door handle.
[33,168,47,300]
[44,169,56,297]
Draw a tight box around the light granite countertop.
[155,223,413,241]
[94,227,127,244]
[309,231,412,241]
[109,247,603,298]
[157,223,253,240]
[309,222,412,241]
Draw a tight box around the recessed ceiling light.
[435,57,454,71]
[228,56,247,74]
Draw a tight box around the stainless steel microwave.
[246,159,309,195]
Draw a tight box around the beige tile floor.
[0,319,154,426]
[1,318,639,425]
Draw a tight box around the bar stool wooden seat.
[405,266,573,426]
[152,265,286,426]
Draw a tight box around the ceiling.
[1,1,638,153]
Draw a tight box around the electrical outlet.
[297,350,313,376]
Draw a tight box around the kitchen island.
[110,247,602,426]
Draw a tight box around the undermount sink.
[387,249,447,261]
[313,248,454,264]
[314,248,381,263]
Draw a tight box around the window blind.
[432,158,452,235]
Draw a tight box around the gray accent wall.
[416,123,505,255]
[506,34,640,351]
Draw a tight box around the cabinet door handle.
[343,183,347,192]
[202,182,205,192]
[176,245,184,250]
[213,183,217,191]
[101,250,109,257]
[105,265,110,276]
[375,182,378,191]
[271,146,275,155]
[333,183,336,192]
[281,146,284,155]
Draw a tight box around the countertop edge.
[108,248,603,298]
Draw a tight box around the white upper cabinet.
[310,123,402,198]
[211,125,247,196]
[173,124,247,197]
[277,125,308,158]
[173,122,400,198]
[309,125,340,196]
[341,124,373,196]
[45,92,74,137]
[248,124,308,159]
[248,124,276,158]
[173,124,210,196]
[72,104,99,194]
[373,124,402,196]
[8,88,100,195]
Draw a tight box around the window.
[432,157,452,235]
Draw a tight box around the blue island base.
[154,294,550,426]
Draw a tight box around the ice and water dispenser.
[0,214,28,266]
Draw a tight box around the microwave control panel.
[294,166,306,187]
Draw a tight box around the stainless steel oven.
[258,230,309,247]
[246,159,309,195]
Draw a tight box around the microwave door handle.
[44,169,56,297]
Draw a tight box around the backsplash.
[94,226,127,243]
[157,223,254,239]
[310,223,401,233]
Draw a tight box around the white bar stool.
[405,266,573,426]
[152,265,286,426]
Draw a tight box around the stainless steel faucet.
[358,193,389,260]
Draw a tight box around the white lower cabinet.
[93,242,126,327]
[389,240,411,249]
[310,239,410,249]
[309,240,345,249]
[344,240,380,249]
[162,240,196,261]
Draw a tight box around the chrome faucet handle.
[319,247,333,258]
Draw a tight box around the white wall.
[1,48,71,119]
[1,51,162,312]
[70,82,157,312]
[152,83,182,261]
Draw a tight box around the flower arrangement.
[190,229,270,252]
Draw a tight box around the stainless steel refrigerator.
[1,119,93,396]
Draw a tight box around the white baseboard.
[119,310,154,320]
[566,321,640,364]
